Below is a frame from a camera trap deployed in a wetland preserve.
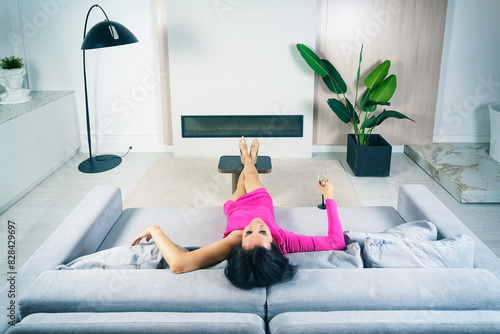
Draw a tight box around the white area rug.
[124,158,361,208]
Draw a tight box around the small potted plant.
[0,56,31,104]
[296,44,414,176]
[0,56,24,70]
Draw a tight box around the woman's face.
[241,218,273,250]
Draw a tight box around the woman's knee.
[246,173,260,183]
[229,189,246,202]
[245,174,263,192]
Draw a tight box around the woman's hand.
[131,225,160,246]
[317,178,334,200]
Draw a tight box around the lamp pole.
[82,5,108,162]
[78,5,138,173]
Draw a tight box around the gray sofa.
[2,184,500,333]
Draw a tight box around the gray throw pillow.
[363,234,475,268]
[285,242,363,269]
[55,243,188,270]
[344,220,438,249]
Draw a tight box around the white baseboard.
[79,139,409,155]
[433,134,490,143]
[79,135,173,153]
[312,145,405,153]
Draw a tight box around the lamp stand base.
[78,155,122,173]
[317,203,326,210]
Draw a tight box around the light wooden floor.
[1,151,499,283]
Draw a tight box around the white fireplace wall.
[166,0,316,158]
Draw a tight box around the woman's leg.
[229,170,247,202]
[229,137,264,201]
[242,139,264,193]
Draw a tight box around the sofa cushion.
[98,207,228,251]
[19,270,267,319]
[97,206,406,251]
[269,310,500,334]
[55,242,167,270]
[54,240,363,271]
[344,220,438,249]
[7,312,266,334]
[363,234,475,268]
[55,243,197,271]
[285,242,363,269]
[266,268,500,320]
[397,184,500,279]
[274,206,406,235]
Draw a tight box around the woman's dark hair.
[224,242,297,289]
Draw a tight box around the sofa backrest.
[18,269,267,320]
[266,268,500,321]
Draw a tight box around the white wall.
[7,0,498,153]
[166,0,316,158]
[434,0,500,143]
[0,1,20,58]
[13,0,166,153]
[0,0,27,90]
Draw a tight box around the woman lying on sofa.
[131,137,346,289]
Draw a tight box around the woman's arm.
[131,226,241,274]
[318,179,345,249]
[280,179,346,253]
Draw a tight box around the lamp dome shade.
[81,20,138,50]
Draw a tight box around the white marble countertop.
[406,143,500,203]
[0,91,74,125]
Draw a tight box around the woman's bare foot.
[239,136,249,164]
[250,138,259,165]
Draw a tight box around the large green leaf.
[345,98,359,124]
[327,98,351,124]
[360,115,378,129]
[355,45,363,101]
[369,74,397,102]
[359,88,376,112]
[321,59,347,94]
[363,100,391,109]
[360,109,415,130]
[364,60,390,89]
[327,98,358,124]
[296,44,329,77]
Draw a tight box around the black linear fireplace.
[181,115,303,138]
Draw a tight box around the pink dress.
[223,188,345,254]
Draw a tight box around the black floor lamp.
[78,4,138,173]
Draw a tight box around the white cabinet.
[0,91,80,213]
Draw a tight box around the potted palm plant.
[296,44,414,176]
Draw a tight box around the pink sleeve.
[281,199,345,253]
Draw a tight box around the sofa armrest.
[0,285,12,334]
[18,186,123,297]
[397,184,500,279]
[2,186,123,333]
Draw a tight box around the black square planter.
[346,134,392,177]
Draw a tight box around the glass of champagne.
[317,171,327,210]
